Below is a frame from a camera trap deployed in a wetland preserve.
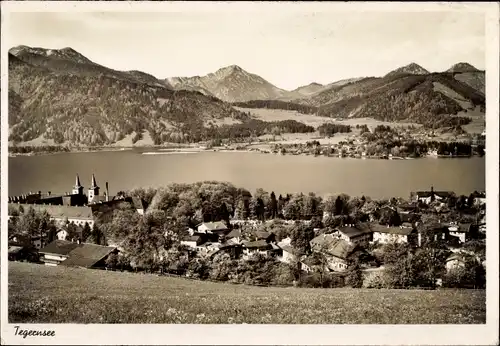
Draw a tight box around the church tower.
[72,174,84,195]
[88,174,100,203]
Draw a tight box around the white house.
[447,223,471,243]
[333,224,372,246]
[309,234,354,272]
[371,224,415,244]
[197,221,229,234]
[180,235,204,249]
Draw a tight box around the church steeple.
[88,174,100,203]
[90,174,99,189]
[72,174,84,195]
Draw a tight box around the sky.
[5,7,485,91]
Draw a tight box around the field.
[8,262,485,324]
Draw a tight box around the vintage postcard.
[0,1,498,345]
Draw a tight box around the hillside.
[8,47,251,146]
[9,262,486,324]
[290,68,485,127]
[164,65,290,102]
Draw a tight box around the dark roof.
[182,235,202,242]
[59,243,116,268]
[371,224,414,236]
[226,229,241,238]
[416,191,453,198]
[336,225,368,238]
[243,240,271,249]
[310,234,354,260]
[9,204,93,220]
[39,240,79,256]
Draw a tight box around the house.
[8,203,95,228]
[416,222,450,247]
[39,239,117,268]
[225,229,242,244]
[447,223,472,243]
[180,235,205,249]
[8,245,39,262]
[445,253,471,272]
[59,243,118,269]
[470,191,486,206]
[371,224,416,244]
[197,221,229,235]
[242,240,275,259]
[309,234,355,272]
[277,238,304,264]
[38,240,82,266]
[414,187,453,205]
[252,230,276,243]
[131,197,148,215]
[333,224,373,246]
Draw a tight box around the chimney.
[48,191,51,196]
[106,182,109,202]
[38,191,42,196]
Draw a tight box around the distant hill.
[384,63,430,78]
[8,46,251,146]
[165,65,290,102]
[446,62,480,73]
[9,45,168,88]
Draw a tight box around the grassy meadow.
[8,262,485,324]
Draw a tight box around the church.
[8,173,112,207]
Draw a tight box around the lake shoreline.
[9,145,481,160]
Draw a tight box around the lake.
[8,150,485,200]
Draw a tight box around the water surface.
[8,151,485,199]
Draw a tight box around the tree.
[269,192,278,219]
[82,222,92,242]
[379,208,402,226]
[345,261,364,288]
[290,223,315,255]
[105,253,119,270]
[412,246,449,288]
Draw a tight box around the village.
[7,173,486,289]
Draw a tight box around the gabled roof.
[198,221,228,231]
[226,229,242,238]
[336,225,369,238]
[39,240,80,256]
[60,243,116,268]
[371,224,414,236]
[310,234,354,260]
[243,239,271,249]
[416,191,453,198]
[182,235,202,242]
[9,204,93,220]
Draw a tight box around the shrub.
[362,271,386,288]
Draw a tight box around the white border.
[1,2,498,345]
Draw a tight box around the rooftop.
[199,221,228,231]
[9,204,93,220]
[243,239,271,249]
[59,243,116,268]
[310,234,354,260]
[371,224,414,236]
[39,240,80,256]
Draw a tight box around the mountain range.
[8,45,486,146]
